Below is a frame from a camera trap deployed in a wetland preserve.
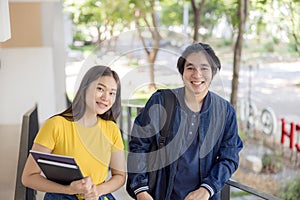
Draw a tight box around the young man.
[127,43,243,200]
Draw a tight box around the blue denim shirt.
[127,88,243,200]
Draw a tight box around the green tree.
[230,0,249,110]
[277,0,300,55]
[129,0,162,91]
[190,0,207,42]
[65,0,132,46]
[160,0,183,26]
[222,0,239,48]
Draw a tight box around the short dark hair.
[177,43,221,76]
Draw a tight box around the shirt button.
[191,123,194,126]
[193,115,196,118]
[189,131,193,135]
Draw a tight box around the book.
[30,150,84,185]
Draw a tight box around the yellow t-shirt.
[34,116,124,185]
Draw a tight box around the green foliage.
[263,42,275,52]
[161,1,183,26]
[63,0,300,58]
[273,37,279,45]
[237,128,246,141]
[280,175,300,200]
[216,38,232,47]
[73,30,87,42]
[288,41,300,54]
[261,153,282,174]
[231,191,249,198]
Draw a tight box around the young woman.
[22,65,126,200]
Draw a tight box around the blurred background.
[1,0,300,199]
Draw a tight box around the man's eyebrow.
[185,62,209,67]
[185,62,194,67]
[200,63,210,67]
[97,83,117,91]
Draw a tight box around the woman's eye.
[97,87,104,92]
[110,92,116,96]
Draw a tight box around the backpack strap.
[150,89,176,200]
[158,89,176,148]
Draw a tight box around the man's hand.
[136,191,154,200]
[184,187,210,200]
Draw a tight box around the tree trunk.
[292,33,300,56]
[134,0,161,92]
[230,0,249,110]
[148,48,158,92]
[191,0,206,42]
[193,11,199,42]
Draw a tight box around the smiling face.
[182,52,213,100]
[85,75,117,116]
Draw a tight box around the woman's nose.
[100,91,109,101]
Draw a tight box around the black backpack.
[126,89,177,200]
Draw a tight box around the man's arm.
[127,92,164,198]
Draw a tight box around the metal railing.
[222,180,282,200]
[14,105,39,200]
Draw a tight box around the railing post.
[221,183,230,200]
[119,107,124,137]
[127,107,132,138]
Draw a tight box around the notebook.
[30,150,83,185]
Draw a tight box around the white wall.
[0,48,56,124]
[0,0,66,125]
[41,1,66,113]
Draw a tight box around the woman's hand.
[84,184,99,200]
[69,176,93,195]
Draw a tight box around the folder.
[30,150,83,185]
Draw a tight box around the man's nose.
[192,67,202,76]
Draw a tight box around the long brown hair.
[57,65,121,122]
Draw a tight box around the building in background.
[0,0,66,125]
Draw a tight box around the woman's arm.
[22,143,92,195]
[93,150,126,196]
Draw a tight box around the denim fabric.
[127,88,243,200]
[44,193,115,200]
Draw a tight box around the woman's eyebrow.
[97,83,117,91]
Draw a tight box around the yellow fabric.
[76,194,84,200]
[76,194,108,200]
[34,116,124,185]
